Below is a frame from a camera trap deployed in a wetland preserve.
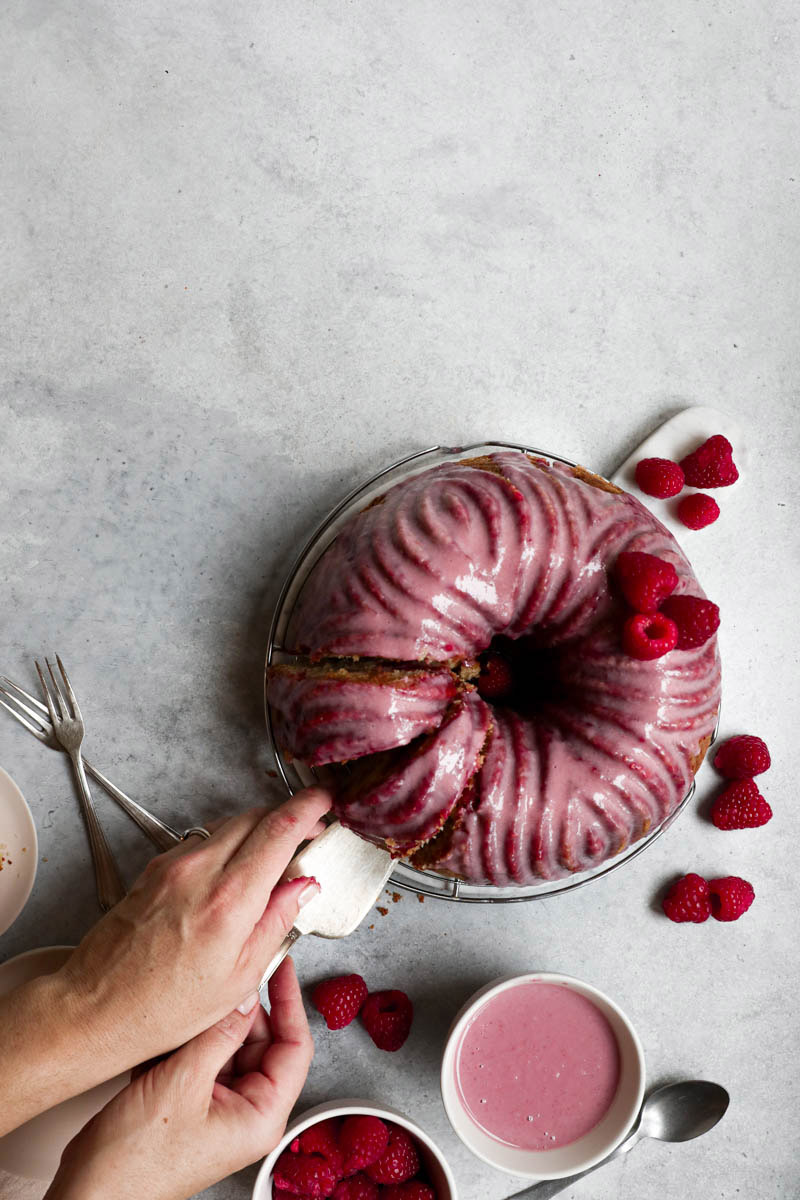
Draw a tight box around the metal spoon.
[507,1080,730,1199]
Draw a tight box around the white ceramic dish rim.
[440,972,645,1181]
[0,766,38,935]
[253,1098,458,1200]
[264,440,717,904]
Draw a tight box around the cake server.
[258,819,394,990]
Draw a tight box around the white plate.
[0,947,130,1181]
[0,767,38,935]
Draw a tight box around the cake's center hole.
[476,636,564,714]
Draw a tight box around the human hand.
[52,787,329,1088]
[46,958,313,1200]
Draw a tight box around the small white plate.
[0,767,38,935]
[0,947,130,1181]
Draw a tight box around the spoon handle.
[503,1132,639,1200]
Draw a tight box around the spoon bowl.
[637,1079,730,1143]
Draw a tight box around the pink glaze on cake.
[275,451,721,884]
[455,982,620,1151]
[267,663,458,766]
[336,691,492,855]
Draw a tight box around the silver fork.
[35,656,126,911]
[0,675,182,852]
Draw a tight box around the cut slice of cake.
[334,691,492,856]
[267,660,459,767]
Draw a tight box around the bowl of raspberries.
[254,1100,457,1200]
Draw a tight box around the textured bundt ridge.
[267,451,721,884]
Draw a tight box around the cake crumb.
[376,906,389,916]
[368,924,374,930]
[391,892,402,903]
[417,894,425,903]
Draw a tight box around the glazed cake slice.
[267,661,459,767]
[334,691,492,856]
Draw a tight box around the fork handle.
[69,751,127,911]
[82,756,181,852]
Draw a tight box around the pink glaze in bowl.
[441,973,645,1180]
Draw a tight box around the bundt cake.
[267,451,720,884]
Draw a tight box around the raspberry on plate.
[382,1183,437,1200]
[711,779,772,830]
[634,457,685,498]
[677,493,720,530]
[614,551,678,612]
[339,1115,390,1175]
[622,611,678,660]
[708,876,755,921]
[332,1174,379,1200]
[713,734,771,779]
[662,873,711,923]
[273,1148,339,1197]
[659,594,720,649]
[365,1127,421,1185]
[311,974,368,1030]
[361,990,414,1051]
[299,1119,344,1178]
[680,434,739,488]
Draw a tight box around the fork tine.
[55,655,82,722]
[45,657,69,718]
[0,677,49,716]
[35,660,60,725]
[0,682,50,732]
[0,694,49,741]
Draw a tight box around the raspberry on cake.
[275,451,720,885]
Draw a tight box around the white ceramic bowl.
[253,1099,458,1199]
[440,972,645,1181]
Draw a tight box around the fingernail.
[236,991,260,1015]
[297,877,320,907]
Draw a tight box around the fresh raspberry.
[634,457,685,498]
[311,974,368,1030]
[680,434,739,488]
[659,595,720,650]
[300,1119,344,1178]
[273,1148,339,1197]
[366,1128,421,1185]
[339,1115,390,1175]
[708,876,755,921]
[477,651,514,700]
[614,551,679,612]
[713,734,771,779]
[662,873,711,923]
[677,493,720,530]
[382,1184,437,1200]
[361,990,414,1051]
[332,1175,379,1200]
[622,611,678,660]
[711,779,772,830]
